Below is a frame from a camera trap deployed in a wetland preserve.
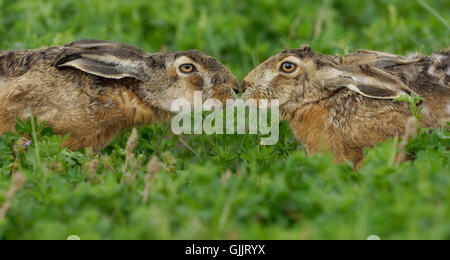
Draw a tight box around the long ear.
[322,64,415,99]
[55,39,151,81]
[340,50,422,69]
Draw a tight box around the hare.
[0,39,238,151]
[243,45,449,168]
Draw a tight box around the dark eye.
[280,62,297,73]
[179,64,196,73]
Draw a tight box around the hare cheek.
[262,71,278,85]
[186,75,204,91]
[247,70,275,88]
[163,87,195,111]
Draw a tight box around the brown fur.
[243,45,449,168]
[0,40,238,150]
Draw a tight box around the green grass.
[0,0,449,240]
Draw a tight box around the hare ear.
[323,65,414,99]
[343,81,408,99]
[341,50,422,68]
[56,39,151,81]
[299,44,312,52]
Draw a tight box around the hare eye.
[280,62,297,73]
[179,64,196,74]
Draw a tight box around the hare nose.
[233,86,240,95]
[229,79,240,95]
[241,80,251,92]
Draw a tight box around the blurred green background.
[0,0,449,240]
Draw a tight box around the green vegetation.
[0,0,449,239]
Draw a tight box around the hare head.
[58,40,239,112]
[242,45,415,118]
[0,40,240,151]
[241,45,450,168]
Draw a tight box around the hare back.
[0,47,63,78]
[0,40,149,79]
[384,51,449,94]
